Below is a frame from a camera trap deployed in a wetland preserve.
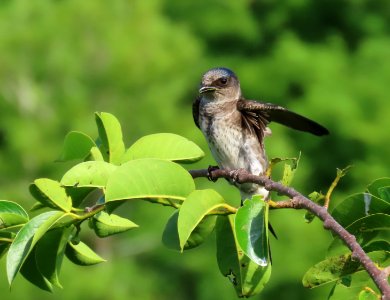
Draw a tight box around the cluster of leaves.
[1,112,389,299]
[303,177,390,299]
[0,112,281,297]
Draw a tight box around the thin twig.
[189,168,390,300]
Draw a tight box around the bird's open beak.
[199,86,217,94]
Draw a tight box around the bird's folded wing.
[237,99,329,136]
[192,96,201,128]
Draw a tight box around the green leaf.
[30,179,72,212]
[6,211,66,285]
[105,158,195,202]
[61,161,117,188]
[87,146,104,161]
[366,177,390,201]
[95,112,125,165]
[377,186,390,203]
[328,214,390,256]
[0,231,15,259]
[216,215,271,298]
[304,191,325,223]
[178,189,226,251]
[327,271,373,300]
[235,196,269,266]
[65,241,106,266]
[0,200,29,228]
[122,133,205,163]
[20,247,53,292]
[35,226,73,288]
[162,211,216,251]
[303,253,361,288]
[280,152,300,186]
[358,289,379,300]
[57,131,96,162]
[90,211,138,237]
[331,193,390,228]
[65,187,100,208]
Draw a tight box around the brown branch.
[189,168,390,300]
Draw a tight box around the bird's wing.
[237,99,329,136]
[192,96,201,128]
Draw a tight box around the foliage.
[1,1,390,299]
[1,113,389,299]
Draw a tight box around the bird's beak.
[199,86,217,94]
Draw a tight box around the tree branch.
[189,168,390,300]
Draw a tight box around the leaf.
[90,211,138,237]
[30,179,72,212]
[377,186,390,203]
[6,211,66,285]
[366,177,390,201]
[304,191,325,223]
[328,214,390,256]
[280,152,300,186]
[327,271,373,300]
[61,161,117,188]
[0,231,15,259]
[358,289,379,300]
[65,241,106,266]
[57,131,96,162]
[331,193,390,228]
[65,187,100,208]
[234,196,269,266]
[95,112,125,165]
[216,215,271,297]
[105,158,195,202]
[87,146,104,161]
[35,226,73,288]
[0,200,29,228]
[178,189,226,251]
[303,253,361,288]
[162,211,216,251]
[122,133,205,163]
[20,247,53,292]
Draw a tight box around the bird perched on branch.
[193,67,329,202]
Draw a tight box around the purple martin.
[193,67,329,201]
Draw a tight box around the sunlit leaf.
[90,211,138,237]
[65,241,106,266]
[57,131,95,162]
[61,161,117,188]
[30,179,72,212]
[6,211,66,285]
[327,271,374,300]
[178,189,226,251]
[105,159,195,202]
[95,112,125,165]
[0,200,29,228]
[162,211,216,251]
[216,215,271,298]
[122,133,205,163]
[234,195,269,266]
[358,289,379,300]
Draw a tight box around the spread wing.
[192,96,201,128]
[237,99,329,140]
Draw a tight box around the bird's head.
[199,67,241,102]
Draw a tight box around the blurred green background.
[0,0,389,299]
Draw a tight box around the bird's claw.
[207,165,220,182]
[229,168,246,183]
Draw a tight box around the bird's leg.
[229,168,246,183]
[207,165,220,182]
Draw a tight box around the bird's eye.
[219,77,228,85]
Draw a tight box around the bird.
[193,67,329,202]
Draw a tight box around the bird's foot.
[207,165,220,182]
[229,168,246,184]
